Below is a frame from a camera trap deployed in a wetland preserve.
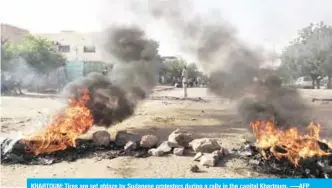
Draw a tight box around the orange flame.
[22,89,93,155]
[250,120,331,167]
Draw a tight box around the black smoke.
[237,75,312,126]
[62,26,162,127]
[144,0,313,127]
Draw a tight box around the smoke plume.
[144,0,313,127]
[62,25,161,127]
[1,57,58,92]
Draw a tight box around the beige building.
[1,23,30,44]
[35,31,110,62]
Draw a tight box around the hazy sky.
[2,0,332,56]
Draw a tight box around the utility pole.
[75,38,85,61]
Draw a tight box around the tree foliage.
[1,35,66,74]
[1,40,14,71]
[160,58,204,83]
[279,22,332,88]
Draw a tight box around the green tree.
[278,41,302,83]
[322,55,332,88]
[1,35,66,74]
[1,39,14,71]
[280,22,332,88]
[317,26,332,89]
[159,57,206,85]
[163,58,187,78]
[187,63,200,78]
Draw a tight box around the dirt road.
[1,88,332,187]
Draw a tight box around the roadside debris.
[222,148,230,156]
[140,135,158,148]
[149,96,208,102]
[168,128,193,147]
[155,141,172,153]
[312,98,332,102]
[124,141,138,151]
[1,128,230,169]
[148,148,164,156]
[147,141,173,156]
[189,164,200,173]
[173,147,184,156]
[92,131,111,147]
[200,153,217,167]
[193,148,229,167]
[1,138,150,165]
[193,152,204,161]
[212,149,224,160]
[114,131,141,147]
[189,138,222,153]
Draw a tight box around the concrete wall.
[35,31,110,62]
[1,23,29,44]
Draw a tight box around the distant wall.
[1,23,29,44]
[65,61,113,81]
[65,61,84,82]
[35,31,110,62]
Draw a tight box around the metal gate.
[83,61,107,76]
[65,61,113,81]
[65,61,84,82]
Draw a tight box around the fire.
[250,120,331,167]
[22,89,93,155]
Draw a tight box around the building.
[35,31,110,62]
[1,23,29,44]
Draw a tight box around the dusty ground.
[1,87,332,187]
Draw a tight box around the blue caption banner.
[27,178,332,188]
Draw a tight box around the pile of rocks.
[107,128,230,169]
[190,138,229,167]
[147,128,192,156]
[1,129,229,166]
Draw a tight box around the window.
[83,45,96,53]
[58,45,70,53]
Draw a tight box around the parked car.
[295,76,312,89]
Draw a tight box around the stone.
[92,131,111,147]
[239,145,254,156]
[156,141,172,153]
[173,148,184,156]
[167,141,183,148]
[114,131,141,147]
[249,159,260,166]
[200,154,217,167]
[190,165,200,173]
[239,151,253,157]
[189,138,221,153]
[147,141,173,157]
[148,148,164,156]
[193,152,204,161]
[140,135,158,148]
[124,141,138,151]
[222,148,230,156]
[168,129,193,147]
[212,150,223,160]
